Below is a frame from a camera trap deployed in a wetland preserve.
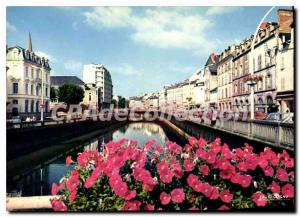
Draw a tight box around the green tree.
[57,84,84,105]
[50,86,57,102]
[117,96,127,108]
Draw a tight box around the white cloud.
[110,64,144,77]
[82,7,132,29]
[35,51,57,62]
[82,7,216,53]
[7,21,16,32]
[206,6,239,16]
[64,60,83,72]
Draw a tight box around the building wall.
[83,64,113,107]
[217,46,234,111]
[6,47,51,116]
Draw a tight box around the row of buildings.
[129,9,294,114]
[6,34,113,118]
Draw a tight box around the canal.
[7,122,187,197]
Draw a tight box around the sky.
[6,6,292,97]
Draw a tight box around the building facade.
[275,9,294,113]
[232,39,251,111]
[217,45,235,111]
[204,53,219,109]
[83,64,113,109]
[6,34,51,117]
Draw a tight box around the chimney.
[28,32,33,52]
[278,9,294,33]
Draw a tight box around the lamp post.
[249,6,275,120]
[40,60,44,122]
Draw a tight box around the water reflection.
[8,122,170,196]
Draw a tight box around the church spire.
[28,32,33,52]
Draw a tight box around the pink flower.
[268,181,280,194]
[209,186,219,200]
[281,184,294,198]
[201,183,213,198]
[84,176,97,188]
[220,166,235,180]
[276,168,289,182]
[183,159,196,172]
[66,156,73,167]
[69,190,77,203]
[283,158,294,168]
[237,161,248,172]
[50,198,68,211]
[160,192,171,205]
[123,200,141,211]
[187,174,199,188]
[171,188,185,203]
[216,159,230,170]
[159,170,174,183]
[200,165,210,176]
[205,151,216,164]
[218,205,230,210]
[123,190,137,201]
[144,204,155,211]
[188,136,199,148]
[169,159,183,178]
[51,183,58,195]
[252,191,268,207]
[238,174,252,188]
[263,166,274,177]
[66,170,80,192]
[257,157,268,169]
[220,190,233,203]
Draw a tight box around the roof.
[7,46,51,69]
[50,76,85,86]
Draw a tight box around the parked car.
[264,112,294,123]
[7,116,21,124]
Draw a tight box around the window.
[253,59,256,72]
[89,93,91,101]
[25,100,28,113]
[12,100,18,104]
[36,86,39,96]
[31,85,34,95]
[267,96,273,105]
[25,67,28,77]
[36,69,40,78]
[31,100,34,112]
[31,68,34,78]
[258,55,262,70]
[45,87,48,97]
[36,101,39,112]
[25,83,28,95]
[13,83,18,94]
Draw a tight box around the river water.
[7,122,184,196]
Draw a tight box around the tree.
[117,96,127,108]
[50,87,57,102]
[57,84,84,105]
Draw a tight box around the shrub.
[50,137,294,211]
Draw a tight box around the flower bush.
[50,137,294,211]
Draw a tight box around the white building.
[6,34,51,118]
[204,53,219,109]
[83,64,113,109]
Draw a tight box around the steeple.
[28,32,33,52]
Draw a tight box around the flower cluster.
[244,74,263,84]
[50,137,294,211]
